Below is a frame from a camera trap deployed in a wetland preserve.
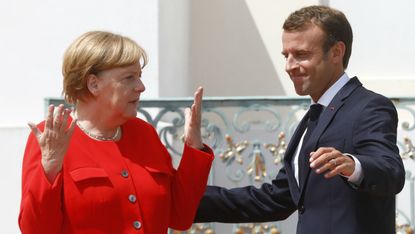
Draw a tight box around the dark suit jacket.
[195,77,405,234]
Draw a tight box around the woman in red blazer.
[19,31,214,234]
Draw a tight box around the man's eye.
[296,53,309,59]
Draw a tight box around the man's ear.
[86,74,100,96]
[331,41,346,65]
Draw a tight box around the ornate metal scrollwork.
[146,107,228,157]
[394,103,415,132]
[398,138,415,233]
[233,104,282,133]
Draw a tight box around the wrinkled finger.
[194,86,203,104]
[324,164,347,179]
[184,107,191,121]
[194,87,203,113]
[309,147,332,163]
[61,108,72,130]
[331,158,337,167]
[45,105,55,129]
[28,122,42,140]
[67,119,77,136]
[183,107,191,138]
[191,103,201,125]
[191,87,203,124]
[310,151,332,169]
[54,104,65,128]
[315,159,337,174]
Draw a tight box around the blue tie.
[299,104,324,184]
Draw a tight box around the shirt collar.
[311,72,350,107]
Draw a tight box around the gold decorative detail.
[401,137,415,159]
[172,224,215,234]
[235,224,280,234]
[247,142,267,181]
[234,227,244,234]
[270,227,281,234]
[264,132,286,165]
[219,134,249,164]
[396,223,414,234]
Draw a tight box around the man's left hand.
[309,147,355,179]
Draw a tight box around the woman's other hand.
[28,104,77,182]
[184,87,204,150]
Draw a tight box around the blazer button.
[129,194,137,203]
[298,205,305,214]
[121,169,129,178]
[133,220,142,230]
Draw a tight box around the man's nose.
[285,55,299,72]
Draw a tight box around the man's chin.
[294,89,308,96]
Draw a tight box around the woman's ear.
[86,74,100,96]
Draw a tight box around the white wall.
[330,0,415,96]
[159,0,190,97]
[0,0,159,127]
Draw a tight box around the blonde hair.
[62,31,148,104]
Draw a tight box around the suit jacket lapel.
[298,77,362,192]
[283,112,309,201]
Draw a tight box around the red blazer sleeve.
[168,144,214,230]
[19,125,64,234]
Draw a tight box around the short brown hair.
[283,5,353,68]
[62,31,148,104]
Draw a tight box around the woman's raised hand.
[184,87,204,150]
[28,104,76,182]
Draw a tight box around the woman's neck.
[73,102,122,140]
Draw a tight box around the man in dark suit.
[195,5,405,234]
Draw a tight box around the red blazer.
[19,117,214,234]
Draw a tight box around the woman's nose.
[135,79,145,92]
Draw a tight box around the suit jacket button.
[298,205,305,214]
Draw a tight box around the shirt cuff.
[343,153,364,186]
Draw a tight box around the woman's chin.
[126,110,138,118]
